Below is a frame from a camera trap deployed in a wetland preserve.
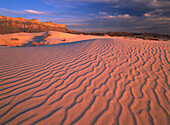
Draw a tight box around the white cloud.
[0,8,47,15]
[102,14,132,19]
[144,13,151,17]
[25,10,46,14]
[117,14,131,18]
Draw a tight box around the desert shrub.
[45,38,48,41]
[31,41,39,46]
[11,38,19,41]
[39,42,44,46]
[39,41,48,45]
[148,37,159,41]
[163,39,168,41]
[44,42,48,45]
[104,34,110,37]
[143,37,147,40]
[63,39,66,41]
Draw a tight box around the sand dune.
[0,31,109,46]
[0,33,169,125]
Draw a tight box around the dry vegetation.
[31,41,39,46]
[11,38,19,41]
[31,41,48,46]
[82,32,170,41]
[104,34,110,37]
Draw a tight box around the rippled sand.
[0,35,169,125]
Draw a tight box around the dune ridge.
[0,36,169,124]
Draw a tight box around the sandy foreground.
[0,32,169,125]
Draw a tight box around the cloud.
[0,8,25,14]
[67,12,170,34]
[144,13,151,17]
[99,12,108,15]
[0,8,47,16]
[25,9,46,14]
[101,14,132,19]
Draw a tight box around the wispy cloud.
[25,9,46,14]
[0,8,47,15]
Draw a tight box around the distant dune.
[0,32,169,124]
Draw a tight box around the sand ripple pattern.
[0,38,169,125]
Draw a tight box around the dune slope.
[0,37,169,125]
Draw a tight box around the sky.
[0,0,170,34]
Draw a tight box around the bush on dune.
[11,38,19,41]
[32,41,48,46]
[39,41,48,46]
[44,42,48,45]
[31,41,39,46]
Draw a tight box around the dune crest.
[0,35,169,124]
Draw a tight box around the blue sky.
[0,0,170,34]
